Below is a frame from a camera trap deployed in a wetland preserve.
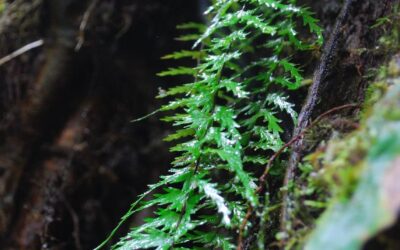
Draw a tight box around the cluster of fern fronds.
[99,0,322,249]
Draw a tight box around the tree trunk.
[0,1,199,249]
[0,0,399,250]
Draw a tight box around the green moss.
[0,1,4,13]
[305,82,400,250]
[298,62,400,250]
[286,53,400,250]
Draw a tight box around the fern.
[100,0,322,249]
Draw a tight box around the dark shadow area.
[0,1,200,249]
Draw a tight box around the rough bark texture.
[0,0,399,250]
[0,1,199,249]
[281,0,398,240]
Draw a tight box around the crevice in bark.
[279,0,399,244]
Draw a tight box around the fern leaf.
[197,179,232,226]
[266,93,298,123]
[105,0,324,249]
[162,50,205,60]
[163,128,195,142]
[157,67,197,77]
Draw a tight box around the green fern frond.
[98,0,323,249]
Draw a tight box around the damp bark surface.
[280,0,398,241]
[0,1,199,249]
[0,0,399,250]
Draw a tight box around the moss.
[0,1,4,13]
[304,81,400,250]
[285,54,400,250]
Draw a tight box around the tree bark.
[0,1,199,249]
[281,0,398,238]
[0,0,399,249]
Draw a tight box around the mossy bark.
[0,0,399,250]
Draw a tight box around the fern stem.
[110,1,324,248]
[170,58,223,247]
